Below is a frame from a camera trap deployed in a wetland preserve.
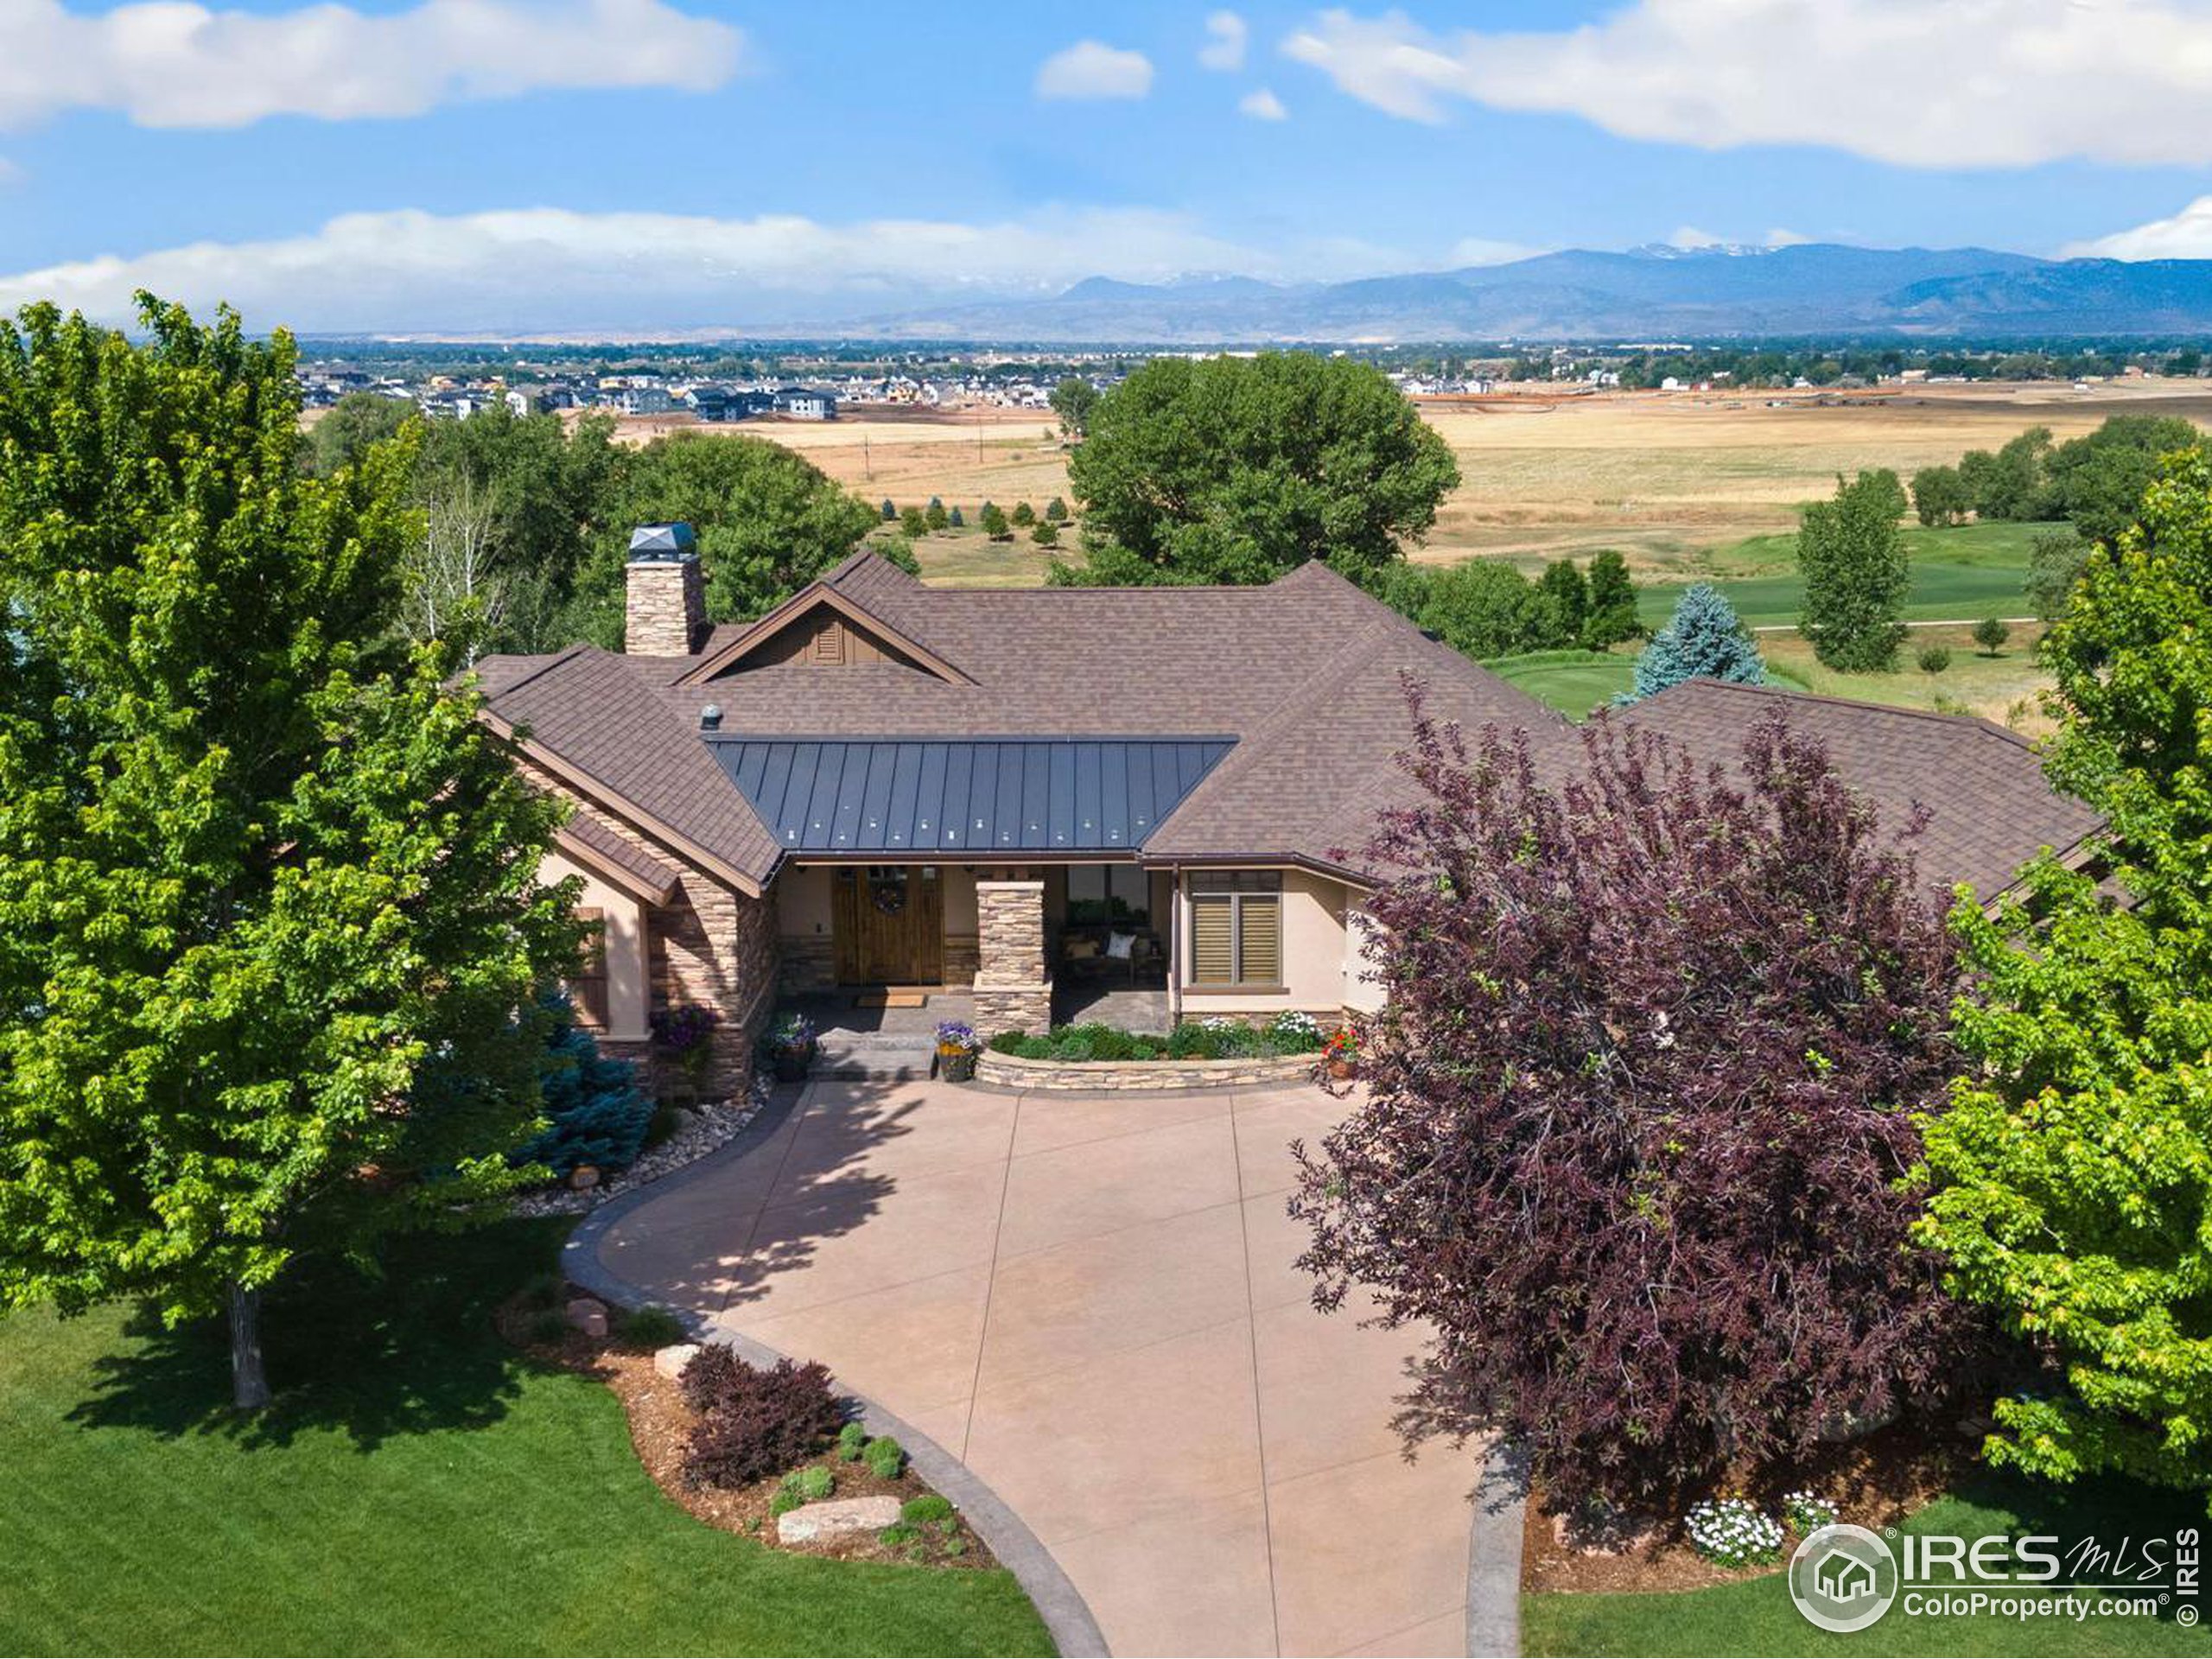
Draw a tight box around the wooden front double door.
[831,865,944,985]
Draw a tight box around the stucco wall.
[1174,868,1361,1019]
[540,849,651,1042]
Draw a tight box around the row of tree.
[1910,414,2201,543]
[1382,551,1642,658]
[1299,446,2212,1512]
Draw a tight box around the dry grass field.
[654,379,2212,589]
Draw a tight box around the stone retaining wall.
[976,1049,1322,1092]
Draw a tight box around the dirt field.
[645,379,2212,588]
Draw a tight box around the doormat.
[853,989,928,1009]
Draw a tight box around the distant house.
[619,385,675,416]
[775,387,837,421]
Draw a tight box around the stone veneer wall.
[777,932,836,994]
[973,879,1051,1034]
[976,1049,1321,1092]
[943,931,980,986]
[519,759,773,1099]
[625,557,704,656]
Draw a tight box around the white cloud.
[1764,227,1813,248]
[2065,195,2212,258]
[1034,40,1154,101]
[1447,236,1541,266]
[1282,2,2212,167]
[1668,226,1724,249]
[0,0,740,130]
[1200,10,1249,70]
[0,205,1410,332]
[1238,87,1288,120]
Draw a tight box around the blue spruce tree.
[1620,583,1765,703]
[514,992,652,1175]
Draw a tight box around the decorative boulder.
[653,1342,702,1380]
[776,1495,904,1547]
[564,1297,609,1338]
[569,1164,601,1191]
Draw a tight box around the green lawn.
[1524,1468,2204,1658]
[1489,649,1813,720]
[1638,522,2048,630]
[0,1223,1052,1658]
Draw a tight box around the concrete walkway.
[589,1077,1496,1657]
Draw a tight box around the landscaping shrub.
[901,1495,955,1526]
[1294,699,1974,1508]
[837,1421,868,1461]
[526,1309,570,1345]
[520,1271,565,1311]
[613,1305,686,1349]
[682,1352,846,1490]
[863,1436,906,1480]
[1052,1037,1096,1063]
[677,1343,747,1414]
[782,1465,836,1502]
[1685,1497,1785,1567]
[1784,1490,1840,1535]
[877,1522,922,1549]
[513,990,652,1176]
[987,1030,1051,1058]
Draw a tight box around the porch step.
[812,1032,937,1082]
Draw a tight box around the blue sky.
[6,0,2212,331]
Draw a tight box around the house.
[471,530,2098,1096]
[774,387,837,420]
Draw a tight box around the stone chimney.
[625,522,704,655]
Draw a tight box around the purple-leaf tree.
[1294,695,1976,1508]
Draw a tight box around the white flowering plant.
[1684,1496,1785,1567]
[1783,1490,1840,1535]
[1268,1010,1321,1040]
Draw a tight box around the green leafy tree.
[1045,496,1069,524]
[1049,377,1098,440]
[899,504,928,538]
[1065,352,1459,588]
[1536,559,1589,645]
[308,390,412,476]
[1916,644,1951,675]
[1580,549,1642,648]
[2046,415,2202,544]
[925,498,948,531]
[0,299,577,1409]
[978,502,1011,541]
[2026,529,2090,623]
[1031,518,1058,547]
[413,404,620,656]
[1012,500,1035,526]
[1910,463,1972,527]
[1973,617,2011,657]
[1918,448,2212,1510]
[1958,427,2055,521]
[1622,583,1765,702]
[569,433,876,641]
[1798,469,1910,671]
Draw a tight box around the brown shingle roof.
[1623,678,2101,898]
[474,555,2099,899]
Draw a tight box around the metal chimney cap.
[628,521,697,562]
[699,703,723,732]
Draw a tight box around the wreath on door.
[869,872,907,916]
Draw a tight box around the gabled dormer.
[674,575,971,687]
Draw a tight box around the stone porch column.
[973,879,1052,1034]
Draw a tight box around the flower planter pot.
[939,1050,976,1083]
[772,1052,811,1083]
[1326,1058,1354,1080]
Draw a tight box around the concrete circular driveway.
[588,1077,1495,1658]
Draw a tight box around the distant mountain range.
[844,245,2212,343]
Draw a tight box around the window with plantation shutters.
[571,907,609,1029]
[1187,873,1283,986]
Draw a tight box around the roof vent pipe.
[699,703,722,732]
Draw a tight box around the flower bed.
[972,1014,1329,1091]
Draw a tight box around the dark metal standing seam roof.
[709,736,1236,855]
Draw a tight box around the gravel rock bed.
[511,1074,774,1217]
